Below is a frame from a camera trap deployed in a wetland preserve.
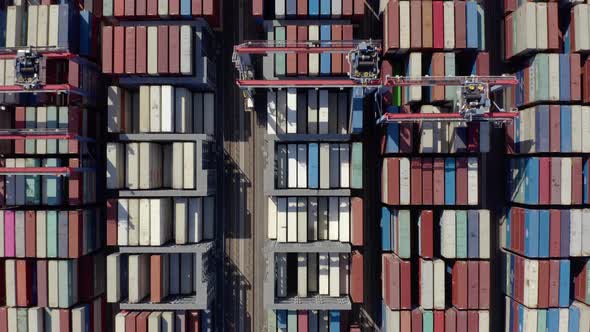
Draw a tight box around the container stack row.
[256,1,365,330]
[380,1,491,331]
[101,3,219,330]
[0,1,104,331]
[500,1,590,329]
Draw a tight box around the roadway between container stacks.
[221,0,261,331]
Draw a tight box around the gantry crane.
[233,40,519,124]
[0,46,97,176]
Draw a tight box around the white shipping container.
[297,144,307,188]
[287,197,297,242]
[277,198,287,242]
[287,144,297,188]
[338,198,349,243]
[287,88,297,133]
[161,85,174,132]
[297,254,308,297]
[318,253,329,295]
[329,253,340,297]
[308,26,319,75]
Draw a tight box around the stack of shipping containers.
[102,1,220,330]
[502,0,590,328]
[380,0,491,330]
[255,0,366,330]
[0,0,104,330]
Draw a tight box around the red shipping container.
[297,26,308,76]
[136,27,147,74]
[113,26,125,74]
[125,27,136,74]
[456,309,467,332]
[549,260,560,307]
[400,258,412,309]
[467,261,479,310]
[136,0,147,15]
[455,158,468,205]
[538,260,550,308]
[188,311,200,332]
[452,261,468,309]
[343,0,352,16]
[422,158,433,205]
[390,256,401,309]
[298,311,308,331]
[331,25,343,74]
[386,0,399,52]
[539,157,551,205]
[467,311,479,332]
[170,0,180,15]
[36,261,47,307]
[24,211,36,257]
[433,158,445,205]
[114,0,124,16]
[106,199,118,246]
[150,255,164,302]
[434,310,444,332]
[547,3,559,50]
[192,0,202,15]
[411,309,422,332]
[16,260,33,306]
[353,0,364,18]
[445,308,457,332]
[422,0,433,49]
[286,26,297,76]
[550,158,561,205]
[411,157,422,205]
[431,53,445,101]
[584,58,590,103]
[342,25,353,74]
[158,26,169,74]
[69,210,82,258]
[252,0,262,17]
[147,0,158,16]
[549,105,561,153]
[137,312,151,331]
[68,60,80,88]
[479,261,490,309]
[419,210,434,258]
[297,0,307,16]
[410,1,422,49]
[169,26,180,74]
[350,250,363,303]
[432,1,443,49]
[401,311,412,331]
[125,312,139,331]
[124,0,134,15]
[351,197,363,246]
[102,26,113,74]
[476,52,490,76]
[454,1,466,49]
[60,310,71,332]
